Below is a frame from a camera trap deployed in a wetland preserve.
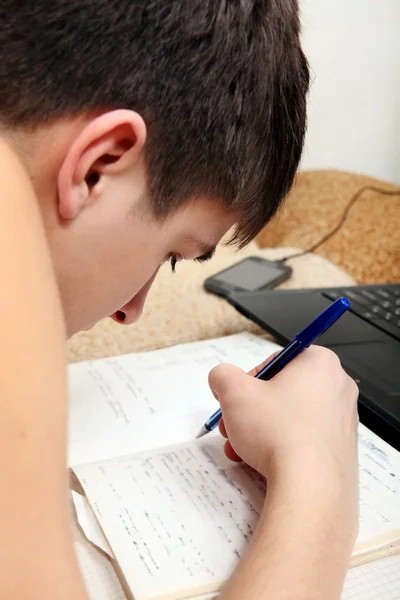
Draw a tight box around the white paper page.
[355,424,400,550]
[72,490,113,557]
[68,332,281,466]
[73,495,220,600]
[76,436,266,600]
[343,555,400,599]
[74,521,127,600]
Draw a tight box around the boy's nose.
[111,268,159,326]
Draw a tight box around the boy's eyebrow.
[184,235,216,260]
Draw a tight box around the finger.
[210,387,219,402]
[209,363,264,414]
[209,363,246,399]
[224,440,242,463]
[247,350,281,377]
[219,417,228,439]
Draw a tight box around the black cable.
[279,185,400,264]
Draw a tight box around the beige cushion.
[67,242,354,363]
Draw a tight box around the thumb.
[208,363,250,411]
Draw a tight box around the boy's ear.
[58,110,146,219]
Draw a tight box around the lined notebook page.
[75,435,266,600]
[68,332,280,467]
[343,555,400,599]
[353,424,400,555]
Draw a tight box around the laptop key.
[367,296,394,309]
[361,290,378,302]
[323,290,343,301]
[380,300,393,309]
[376,289,390,299]
[344,290,371,307]
[370,305,387,318]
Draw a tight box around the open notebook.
[68,332,400,600]
[74,530,400,600]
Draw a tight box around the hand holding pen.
[197,297,351,438]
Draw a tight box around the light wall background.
[299,0,400,184]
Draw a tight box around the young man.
[0,2,359,599]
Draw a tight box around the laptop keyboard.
[323,284,400,341]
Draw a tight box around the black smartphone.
[204,256,292,299]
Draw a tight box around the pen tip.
[195,426,208,439]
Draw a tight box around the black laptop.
[227,284,400,451]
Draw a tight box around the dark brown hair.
[0,0,309,245]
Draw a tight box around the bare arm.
[220,457,356,600]
[0,140,88,600]
[210,349,359,600]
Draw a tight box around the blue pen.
[196,296,350,439]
